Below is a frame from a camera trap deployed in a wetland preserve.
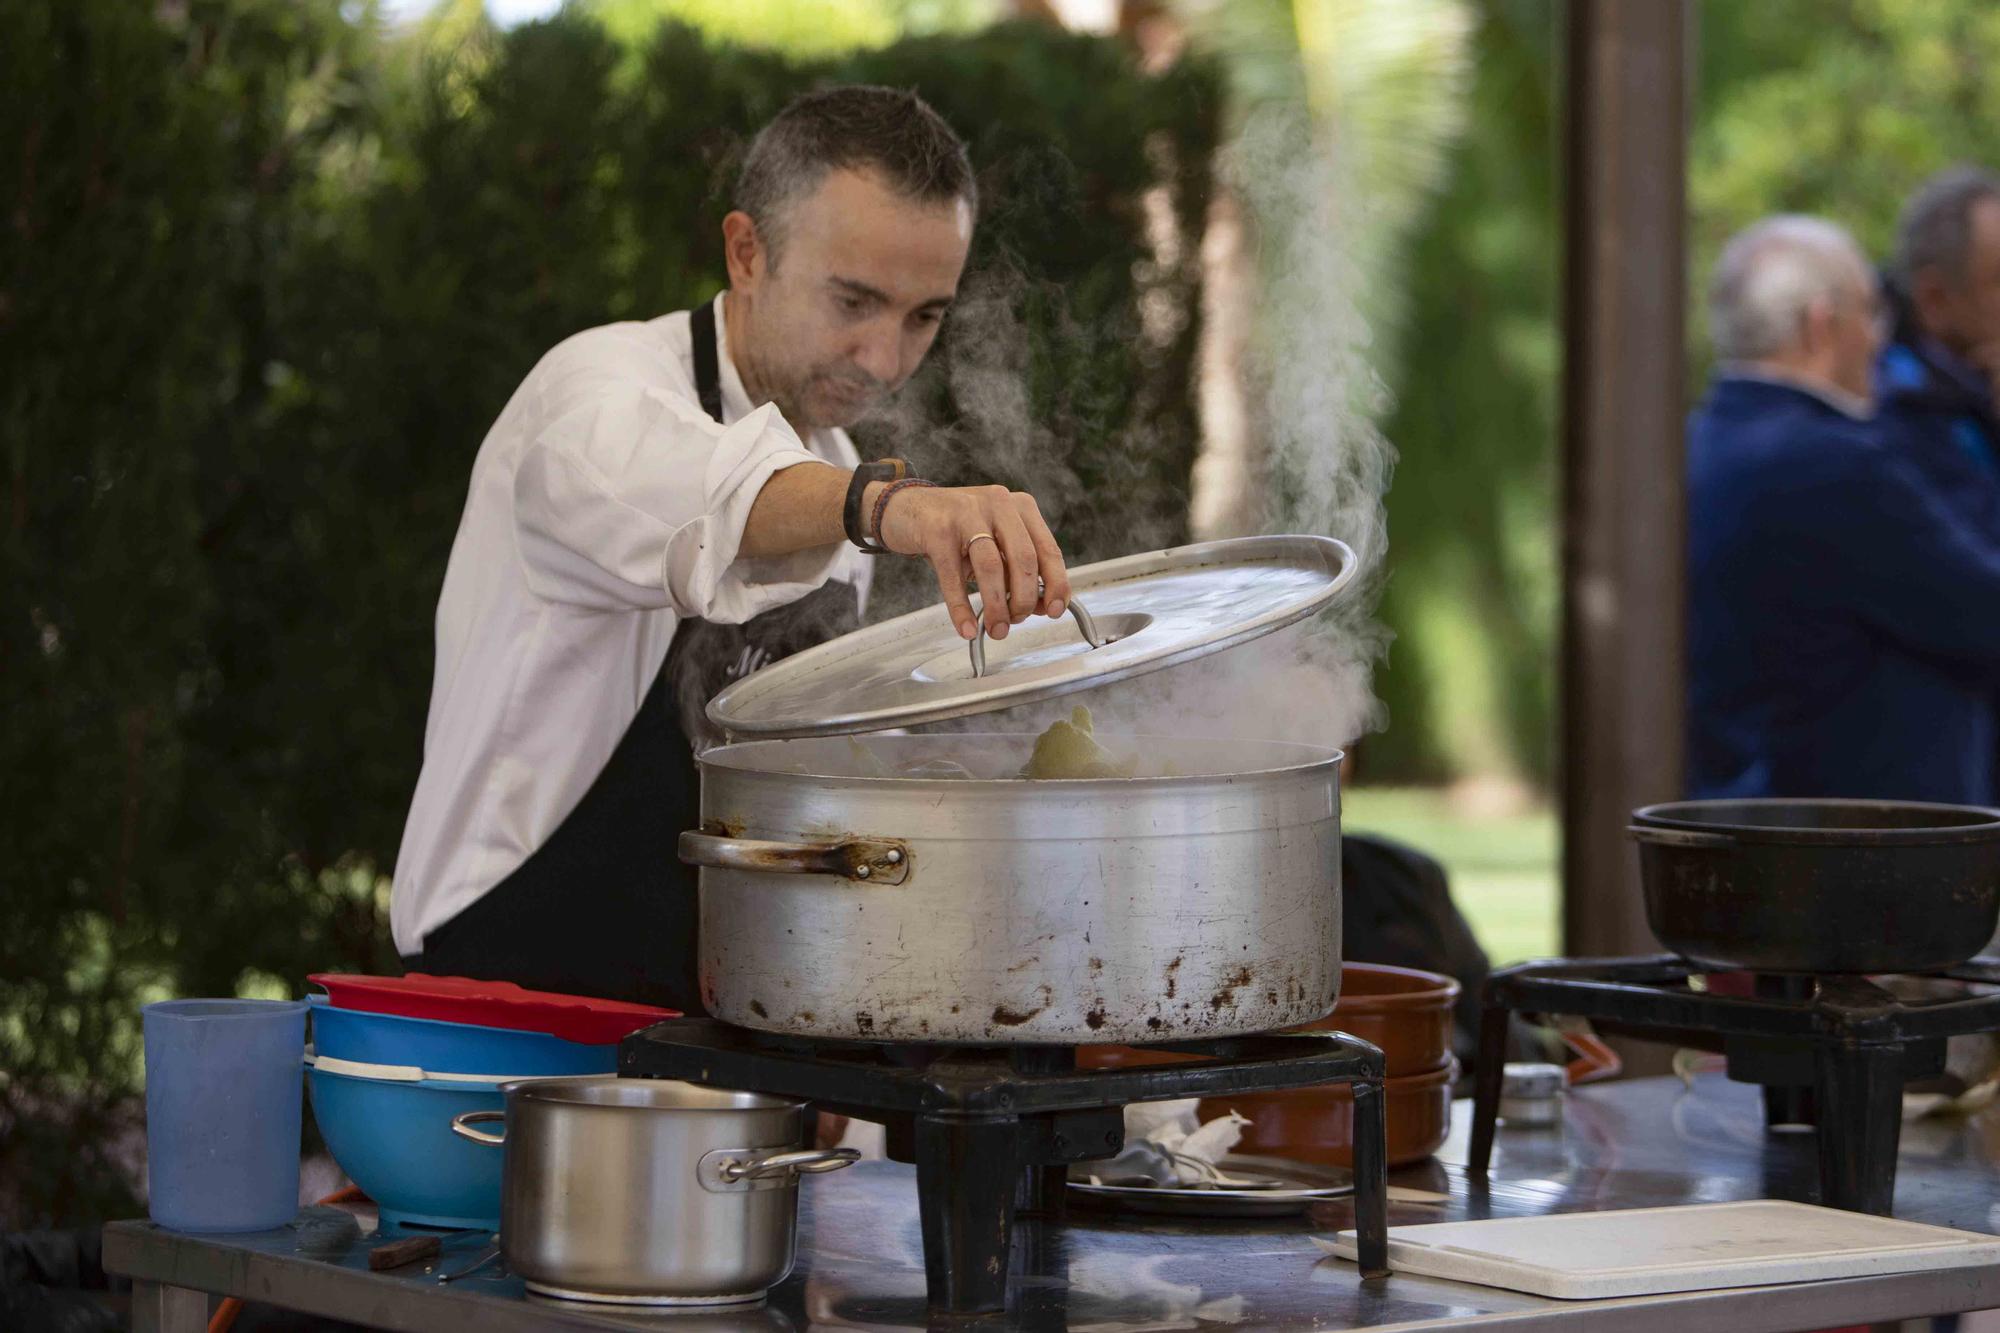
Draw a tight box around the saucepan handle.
[723,1147,862,1182]
[1626,824,1738,850]
[697,1146,861,1193]
[450,1110,506,1147]
[678,830,911,885]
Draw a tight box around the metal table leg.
[131,1279,209,1333]
[1814,1037,1905,1214]
[1350,1076,1391,1278]
[914,1114,1020,1314]
[1468,1002,1510,1173]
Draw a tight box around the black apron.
[407,302,861,1011]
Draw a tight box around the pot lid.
[706,534,1359,739]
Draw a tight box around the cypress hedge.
[0,1,1219,1224]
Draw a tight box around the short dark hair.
[1894,163,2000,286]
[733,85,976,261]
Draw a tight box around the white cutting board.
[1324,1200,2000,1300]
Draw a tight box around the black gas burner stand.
[621,1017,1390,1315]
[1469,954,2000,1214]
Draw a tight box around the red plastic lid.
[307,973,677,1045]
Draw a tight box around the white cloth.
[390,296,872,955]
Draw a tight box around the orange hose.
[1562,1030,1623,1085]
[207,1187,370,1333]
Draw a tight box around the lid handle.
[969,592,1105,679]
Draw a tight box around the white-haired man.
[1687,215,2000,804]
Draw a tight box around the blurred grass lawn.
[1343,786,1559,968]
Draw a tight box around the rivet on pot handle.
[450,1110,506,1146]
[679,828,911,885]
[1626,825,1738,850]
[697,1146,860,1193]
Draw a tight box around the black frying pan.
[1628,799,2000,974]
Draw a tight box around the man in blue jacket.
[1877,165,2000,533]
[1687,215,2000,804]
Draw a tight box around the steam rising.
[1197,103,1396,750]
[860,106,1402,754]
[693,12,1471,758]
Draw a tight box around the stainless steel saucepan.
[451,1076,856,1305]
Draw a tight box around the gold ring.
[963,532,997,555]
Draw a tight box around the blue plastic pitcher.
[143,998,309,1232]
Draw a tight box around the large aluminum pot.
[450,1077,856,1305]
[680,732,1342,1044]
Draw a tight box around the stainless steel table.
[104,1071,2000,1331]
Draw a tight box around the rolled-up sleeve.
[512,378,846,621]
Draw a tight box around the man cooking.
[389,86,1071,1012]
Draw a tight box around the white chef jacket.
[390,295,872,956]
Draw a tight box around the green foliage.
[1366,0,1558,784]
[1362,0,2000,789]
[1,0,382,1228]
[586,0,901,57]
[1692,0,2000,362]
[1,1,1216,1226]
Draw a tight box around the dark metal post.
[1468,1002,1512,1172]
[1812,1039,1905,1214]
[914,1115,1020,1314]
[1559,0,1691,960]
[1349,1075,1391,1277]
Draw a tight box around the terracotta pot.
[1198,1058,1457,1168]
[1283,962,1457,1078]
[1076,962,1462,1168]
[1074,1043,1201,1070]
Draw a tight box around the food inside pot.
[843,706,1140,779]
[1023,705,1138,780]
[705,731,1339,782]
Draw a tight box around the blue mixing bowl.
[306,1063,508,1232]
[307,994,616,1076]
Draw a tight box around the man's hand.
[873,483,1072,642]
[738,463,1072,642]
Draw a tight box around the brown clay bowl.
[1283,962,1457,1077]
[1076,962,1463,1168]
[1197,1058,1457,1168]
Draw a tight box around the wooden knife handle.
[368,1234,442,1271]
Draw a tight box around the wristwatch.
[844,459,909,554]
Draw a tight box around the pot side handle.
[1626,824,1737,850]
[724,1148,862,1182]
[678,829,911,885]
[450,1110,506,1146]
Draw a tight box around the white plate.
[1069,1153,1353,1218]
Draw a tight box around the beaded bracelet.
[866,477,937,554]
